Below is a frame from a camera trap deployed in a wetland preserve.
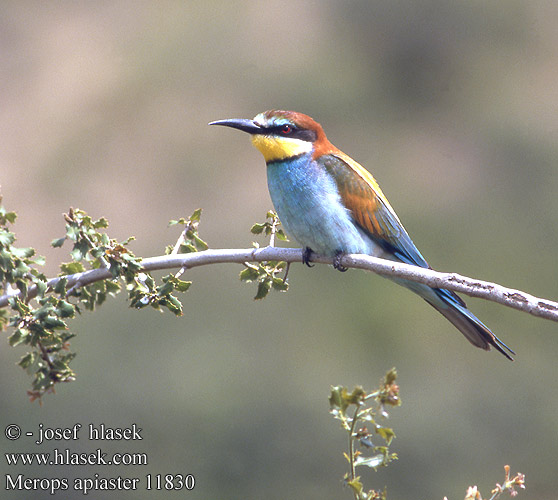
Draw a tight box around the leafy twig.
[329,369,400,500]
[240,211,289,299]
[444,465,525,500]
[1,200,557,401]
[2,247,556,321]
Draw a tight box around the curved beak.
[208,118,264,135]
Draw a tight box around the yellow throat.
[251,135,312,163]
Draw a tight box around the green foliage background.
[1,1,557,498]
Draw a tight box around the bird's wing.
[320,152,430,269]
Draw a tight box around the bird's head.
[210,110,334,163]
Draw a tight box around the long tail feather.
[425,288,515,360]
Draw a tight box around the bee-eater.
[210,110,514,360]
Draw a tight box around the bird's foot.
[302,247,314,267]
[333,251,348,272]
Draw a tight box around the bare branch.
[1,247,556,322]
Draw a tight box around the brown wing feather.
[319,152,430,268]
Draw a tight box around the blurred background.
[1,1,557,498]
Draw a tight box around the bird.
[210,110,514,360]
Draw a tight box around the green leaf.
[13,260,31,279]
[56,300,75,318]
[0,230,16,246]
[164,295,183,315]
[193,234,208,250]
[91,247,106,259]
[60,261,86,275]
[276,229,288,241]
[190,208,202,222]
[254,279,271,300]
[385,367,397,385]
[105,281,121,295]
[9,328,28,347]
[345,477,363,497]
[33,303,55,320]
[51,237,66,248]
[271,277,288,291]
[1,210,17,224]
[108,261,121,279]
[70,241,89,261]
[12,247,35,259]
[160,274,192,293]
[18,352,37,369]
[157,281,174,297]
[239,267,260,282]
[53,277,68,295]
[173,279,192,292]
[35,280,48,297]
[329,386,344,410]
[168,218,187,227]
[9,297,30,315]
[33,255,46,266]
[141,273,155,289]
[65,225,80,241]
[179,243,197,253]
[93,217,109,229]
[376,427,395,444]
[250,223,265,235]
[345,386,366,405]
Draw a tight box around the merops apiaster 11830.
[210,110,514,360]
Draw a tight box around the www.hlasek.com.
[4,422,195,495]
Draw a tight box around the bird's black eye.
[280,124,292,134]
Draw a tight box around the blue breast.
[266,154,382,257]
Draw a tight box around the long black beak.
[208,118,264,135]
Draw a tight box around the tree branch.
[1,247,556,322]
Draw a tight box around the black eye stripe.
[271,125,291,134]
[270,126,316,142]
